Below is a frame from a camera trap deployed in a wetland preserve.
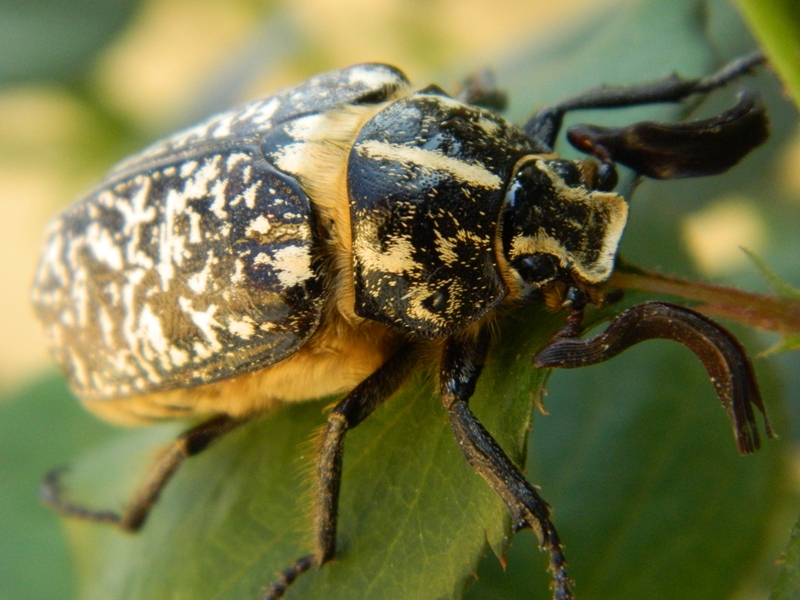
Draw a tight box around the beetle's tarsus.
[533,302,772,454]
[41,414,245,532]
[40,468,124,526]
[261,555,315,600]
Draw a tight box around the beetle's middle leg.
[263,341,418,600]
[440,327,574,600]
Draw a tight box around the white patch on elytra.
[187,255,214,294]
[251,98,279,125]
[254,245,313,287]
[247,215,271,235]
[180,161,198,178]
[183,156,222,199]
[347,65,406,92]
[169,347,189,367]
[228,316,256,339]
[179,296,222,356]
[209,179,228,219]
[212,113,236,138]
[188,211,202,244]
[226,153,249,171]
[241,181,262,209]
[137,304,170,367]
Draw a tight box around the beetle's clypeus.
[32,55,773,599]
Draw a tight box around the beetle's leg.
[263,342,418,600]
[533,301,774,454]
[40,414,245,532]
[440,327,574,600]
[526,51,765,149]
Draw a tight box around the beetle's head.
[499,155,628,310]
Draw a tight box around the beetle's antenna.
[526,51,766,149]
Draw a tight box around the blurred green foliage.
[735,0,800,108]
[0,0,139,84]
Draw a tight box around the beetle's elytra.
[33,56,773,599]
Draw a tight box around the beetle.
[32,53,773,599]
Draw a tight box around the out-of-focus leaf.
[771,514,800,599]
[0,376,121,599]
[0,0,140,84]
[734,0,800,108]
[763,335,800,356]
[64,306,562,600]
[743,247,800,301]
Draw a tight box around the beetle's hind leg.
[262,342,418,600]
[40,414,245,532]
[440,328,574,600]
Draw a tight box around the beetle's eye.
[546,160,582,188]
[510,254,559,284]
[596,162,618,191]
[422,289,448,313]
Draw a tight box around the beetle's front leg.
[263,342,418,600]
[440,328,574,600]
[534,302,773,454]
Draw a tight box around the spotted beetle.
[32,53,773,599]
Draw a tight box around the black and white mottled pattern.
[348,90,545,337]
[31,64,411,402]
[32,147,323,400]
[109,63,410,181]
[501,158,627,284]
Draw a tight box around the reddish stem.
[609,264,800,336]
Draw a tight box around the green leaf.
[770,513,800,599]
[762,334,800,356]
[61,307,563,600]
[0,0,140,84]
[742,247,800,301]
[0,376,120,600]
[734,0,800,108]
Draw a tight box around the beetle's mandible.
[32,55,773,599]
